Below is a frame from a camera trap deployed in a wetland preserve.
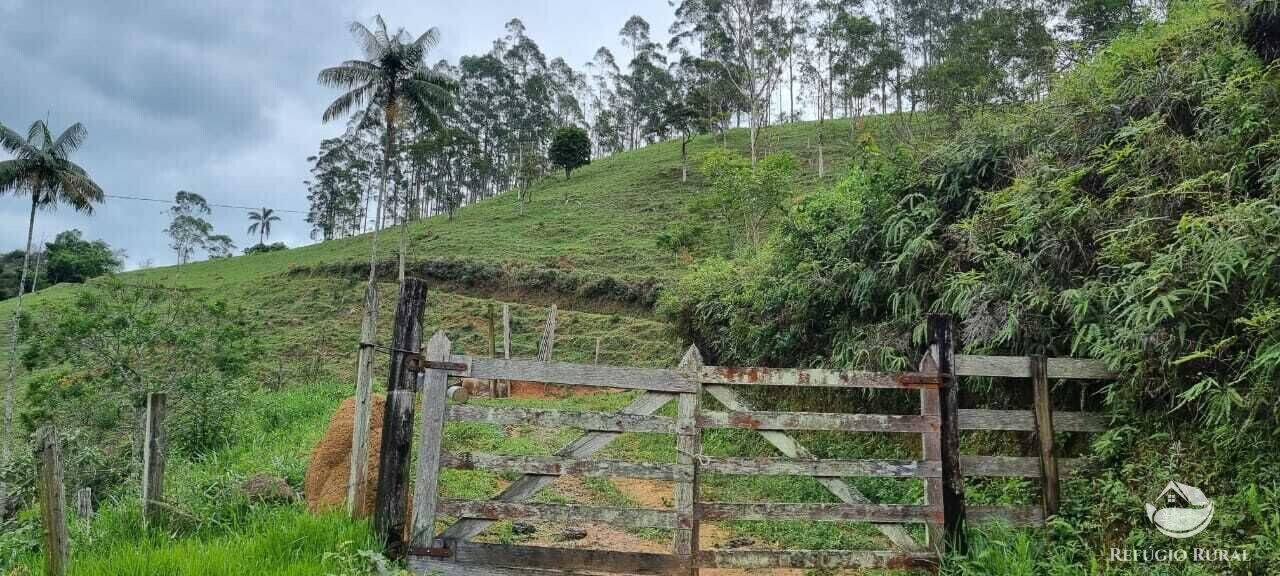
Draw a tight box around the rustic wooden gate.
[397,315,1113,575]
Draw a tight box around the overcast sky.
[0,0,675,268]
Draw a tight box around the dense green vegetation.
[665,2,1280,573]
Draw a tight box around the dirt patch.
[304,394,384,516]
[509,380,610,399]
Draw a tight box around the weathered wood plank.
[699,366,940,389]
[375,278,427,558]
[968,505,1044,526]
[411,542,687,575]
[348,283,379,515]
[961,456,1084,478]
[699,549,938,570]
[437,391,676,542]
[439,452,689,481]
[34,426,68,576]
[498,303,511,398]
[74,486,92,523]
[1030,354,1060,519]
[446,405,678,434]
[920,350,946,550]
[701,457,940,478]
[699,410,937,433]
[954,355,1116,380]
[703,385,922,552]
[142,392,167,524]
[672,346,701,567]
[411,332,452,550]
[457,357,696,393]
[698,502,939,523]
[439,501,677,529]
[958,409,1106,432]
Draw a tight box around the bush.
[244,242,287,255]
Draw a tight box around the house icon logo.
[1145,481,1214,539]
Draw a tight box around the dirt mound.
[304,394,384,516]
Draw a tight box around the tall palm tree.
[318,15,455,283]
[0,119,104,460]
[247,207,281,246]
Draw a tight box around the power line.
[103,193,309,214]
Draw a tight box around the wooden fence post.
[34,425,68,576]
[537,305,558,361]
[673,346,703,574]
[75,487,93,523]
[411,332,452,551]
[142,392,167,524]
[487,303,496,358]
[928,314,966,554]
[1030,354,1060,518]
[497,303,512,398]
[594,337,602,364]
[349,282,380,516]
[374,278,428,558]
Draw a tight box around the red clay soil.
[304,394,385,517]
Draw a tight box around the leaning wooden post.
[497,303,512,398]
[374,278,428,558]
[673,345,703,574]
[348,283,380,516]
[142,392,167,524]
[486,302,496,396]
[34,425,68,576]
[410,332,452,551]
[594,337,602,364]
[1030,354,1060,519]
[928,314,965,554]
[537,304,558,361]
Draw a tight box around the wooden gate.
[398,315,1113,575]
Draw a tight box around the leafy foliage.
[42,229,122,284]
[548,126,591,179]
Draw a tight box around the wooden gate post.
[411,332,452,551]
[374,278,428,557]
[349,282,380,515]
[673,345,703,574]
[34,426,68,576]
[497,304,512,398]
[142,392,167,524]
[927,314,966,554]
[1030,354,1060,518]
[75,487,93,523]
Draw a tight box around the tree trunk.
[681,137,689,183]
[4,197,38,465]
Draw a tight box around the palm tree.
[247,207,281,246]
[0,119,104,459]
[318,15,455,283]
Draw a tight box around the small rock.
[511,522,537,535]
[243,474,296,504]
[557,527,588,541]
[722,537,755,549]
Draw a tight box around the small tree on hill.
[549,126,591,180]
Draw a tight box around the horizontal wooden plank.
[449,355,696,393]
[447,405,679,434]
[700,410,937,433]
[411,542,687,576]
[968,505,1044,526]
[954,355,1117,380]
[697,502,940,523]
[439,500,677,529]
[702,457,940,478]
[959,409,1107,432]
[440,452,688,481]
[699,549,938,570]
[700,366,940,389]
[961,455,1085,478]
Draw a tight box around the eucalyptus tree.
[0,119,105,461]
[318,15,456,283]
[166,191,213,265]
